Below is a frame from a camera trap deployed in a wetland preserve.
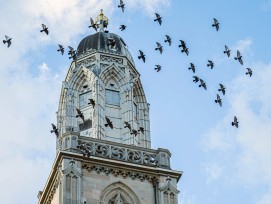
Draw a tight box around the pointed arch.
[99,182,141,204]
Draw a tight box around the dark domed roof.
[76,32,135,65]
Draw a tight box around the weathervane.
[95,9,108,32]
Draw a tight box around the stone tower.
[38,10,182,204]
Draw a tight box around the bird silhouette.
[57,44,64,55]
[75,108,84,122]
[193,76,199,83]
[3,35,12,47]
[119,25,126,31]
[105,117,113,129]
[224,45,230,57]
[154,65,162,72]
[212,18,219,31]
[155,42,163,54]
[164,35,172,46]
[88,99,95,108]
[40,24,49,35]
[118,0,125,12]
[188,63,196,73]
[218,84,226,95]
[131,129,138,137]
[207,60,214,69]
[215,94,222,107]
[108,38,116,49]
[179,40,189,55]
[154,13,162,25]
[89,17,98,31]
[246,68,252,77]
[232,116,239,128]
[138,50,146,63]
[234,50,243,65]
[50,123,59,137]
[124,121,132,131]
[199,79,207,90]
[68,46,76,60]
[138,127,144,134]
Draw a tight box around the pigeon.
[124,121,132,131]
[119,25,126,31]
[118,0,125,12]
[154,13,162,25]
[164,35,172,46]
[234,50,243,65]
[108,38,116,49]
[246,68,252,77]
[138,127,144,134]
[224,45,230,57]
[68,46,76,60]
[181,46,189,56]
[3,35,12,47]
[232,116,239,128]
[212,18,219,31]
[215,94,222,107]
[179,40,186,48]
[89,17,98,32]
[154,65,162,72]
[155,42,163,54]
[40,24,49,35]
[218,83,226,95]
[207,60,214,69]
[131,129,138,137]
[199,79,207,90]
[188,63,196,73]
[75,108,84,122]
[138,50,146,63]
[50,123,59,137]
[105,117,113,129]
[193,76,199,83]
[88,99,95,108]
[57,44,64,55]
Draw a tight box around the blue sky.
[1,0,271,203]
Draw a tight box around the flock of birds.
[3,0,253,139]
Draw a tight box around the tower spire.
[95,9,108,32]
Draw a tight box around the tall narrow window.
[133,102,138,120]
[105,89,120,106]
[79,91,92,108]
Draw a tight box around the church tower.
[38,10,182,204]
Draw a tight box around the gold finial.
[95,9,108,31]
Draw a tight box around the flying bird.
[50,123,59,137]
[218,83,226,95]
[119,25,126,31]
[179,40,186,48]
[207,60,214,69]
[131,129,138,137]
[154,13,162,25]
[118,0,125,12]
[3,35,12,47]
[246,68,252,77]
[75,108,84,122]
[108,38,116,49]
[154,65,162,72]
[212,18,219,31]
[124,121,132,131]
[188,63,196,73]
[164,35,172,46]
[155,42,163,54]
[68,46,76,60]
[57,44,64,55]
[215,94,222,107]
[224,45,230,57]
[40,24,49,35]
[199,79,207,90]
[89,17,98,31]
[138,50,146,63]
[88,99,95,108]
[138,127,144,134]
[193,76,199,83]
[232,116,239,128]
[105,117,113,129]
[179,40,189,55]
[234,50,243,65]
